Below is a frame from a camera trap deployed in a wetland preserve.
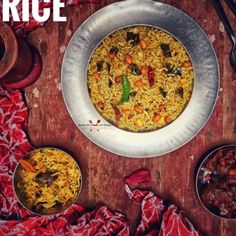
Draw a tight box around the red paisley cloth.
[124,171,200,236]
[0,0,101,34]
[0,87,32,220]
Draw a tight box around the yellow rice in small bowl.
[88,26,194,132]
[14,148,82,215]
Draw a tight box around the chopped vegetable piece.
[229,169,236,176]
[108,46,119,59]
[160,71,166,77]
[180,78,187,85]
[134,79,143,87]
[111,104,122,121]
[148,66,155,87]
[126,32,140,46]
[176,87,184,98]
[108,53,115,59]
[128,114,133,120]
[96,60,104,72]
[136,119,143,127]
[183,60,192,68]
[109,47,119,55]
[126,32,135,41]
[93,72,99,81]
[175,67,182,76]
[134,105,144,114]
[165,117,172,123]
[125,54,133,65]
[108,79,113,88]
[140,40,147,49]
[160,43,171,57]
[205,174,212,181]
[159,87,168,98]
[165,64,182,76]
[19,159,36,172]
[120,75,131,104]
[165,63,175,74]
[141,66,148,75]
[97,101,105,109]
[123,109,131,116]
[114,76,121,83]
[106,63,111,74]
[128,63,141,75]
[152,114,161,122]
[159,104,166,111]
[130,91,137,97]
[220,159,226,166]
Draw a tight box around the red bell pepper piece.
[148,66,155,87]
[125,169,151,185]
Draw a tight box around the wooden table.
[26,0,236,235]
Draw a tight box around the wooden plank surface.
[25,0,236,235]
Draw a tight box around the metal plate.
[61,0,220,158]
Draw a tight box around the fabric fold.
[124,169,200,236]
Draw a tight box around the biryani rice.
[88,26,194,132]
[19,148,81,212]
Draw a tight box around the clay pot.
[0,22,33,84]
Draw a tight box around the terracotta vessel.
[0,22,33,84]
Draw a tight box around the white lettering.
[32,0,50,23]
[3,0,20,22]
[54,0,67,22]
[22,0,29,22]
[2,0,67,23]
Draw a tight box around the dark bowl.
[13,147,82,216]
[196,144,236,219]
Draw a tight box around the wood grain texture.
[25,0,236,235]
